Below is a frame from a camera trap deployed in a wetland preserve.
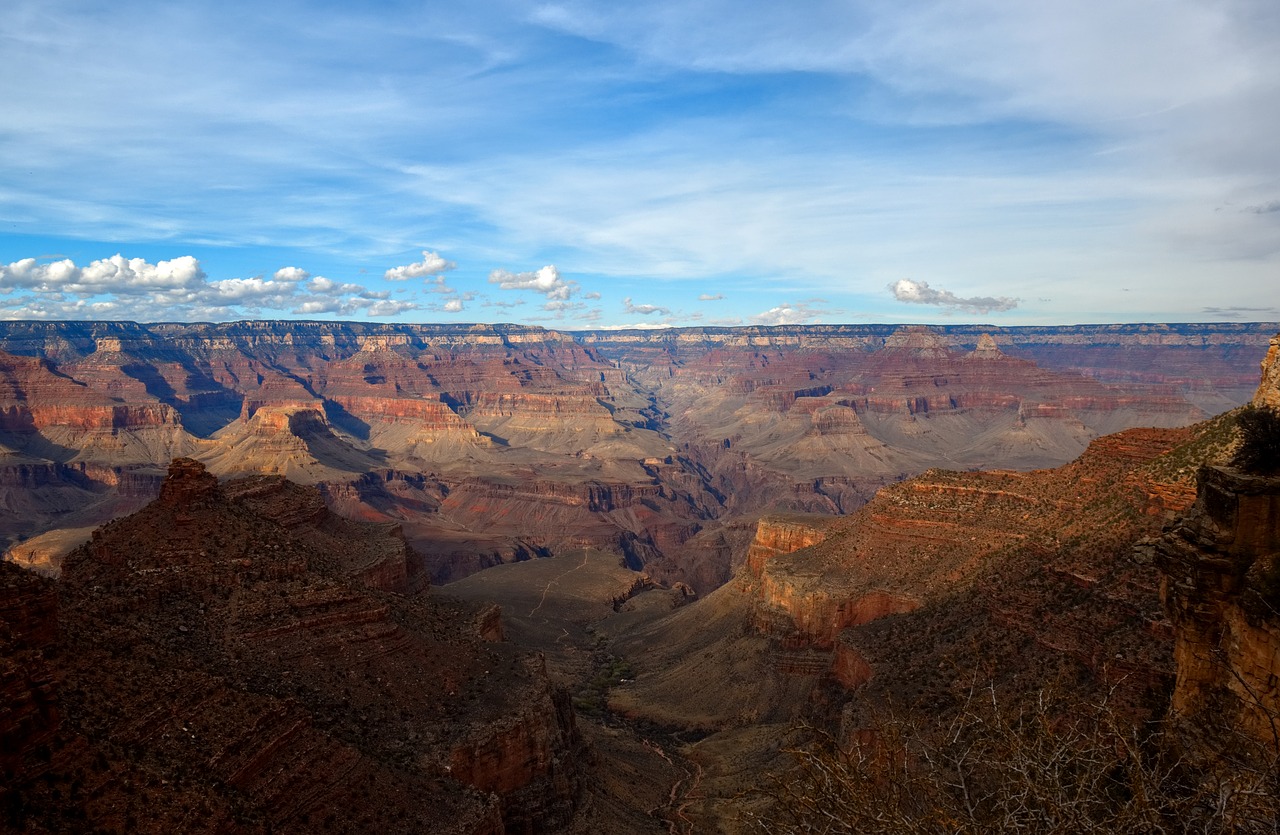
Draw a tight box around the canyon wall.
[724,418,1227,711]
[1,320,1272,588]
[1159,342,1280,748]
[1159,466,1280,746]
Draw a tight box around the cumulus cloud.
[209,277,291,301]
[541,299,586,314]
[751,302,825,325]
[623,297,670,316]
[1,254,206,296]
[273,266,311,282]
[889,279,1019,314]
[0,254,420,321]
[443,298,464,312]
[384,250,456,282]
[488,265,574,299]
[366,299,420,316]
[698,293,725,301]
[488,264,597,313]
[308,275,368,294]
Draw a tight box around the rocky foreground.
[1,459,583,834]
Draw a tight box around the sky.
[2,0,1278,328]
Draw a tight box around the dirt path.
[641,738,706,835]
[528,549,591,617]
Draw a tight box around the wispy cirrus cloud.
[2,2,1279,324]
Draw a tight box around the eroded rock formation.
[1,459,585,833]
[1159,466,1280,746]
[1159,342,1280,748]
[0,320,1271,588]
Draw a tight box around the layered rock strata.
[0,320,1271,589]
[1,459,585,833]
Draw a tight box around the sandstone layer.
[0,320,1271,589]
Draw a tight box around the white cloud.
[488,264,576,299]
[751,302,825,325]
[274,266,310,282]
[1,254,206,296]
[698,292,724,301]
[308,275,367,294]
[366,299,420,316]
[0,253,422,321]
[595,321,677,331]
[623,297,670,316]
[210,277,289,301]
[384,250,457,282]
[292,300,338,315]
[443,298,464,312]
[540,299,585,314]
[889,278,1018,314]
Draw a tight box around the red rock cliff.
[1159,466,1280,746]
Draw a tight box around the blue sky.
[2,0,1278,327]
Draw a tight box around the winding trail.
[642,739,705,835]
[528,549,591,617]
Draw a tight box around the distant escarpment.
[1,459,584,834]
[1,320,1271,589]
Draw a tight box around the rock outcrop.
[1159,335,1280,746]
[0,560,59,789]
[1,459,585,833]
[726,417,1234,714]
[1253,333,1280,410]
[1159,465,1280,747]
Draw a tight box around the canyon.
[2,321,1271,591]
[3,319,1280,832]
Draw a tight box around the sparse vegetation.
[746,686,1280,834]
[574,653,635,716]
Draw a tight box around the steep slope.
[593,410,1242,832]
[1159,465,1280,747]
[1,459,584,834]
[1158,340,1280,749]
